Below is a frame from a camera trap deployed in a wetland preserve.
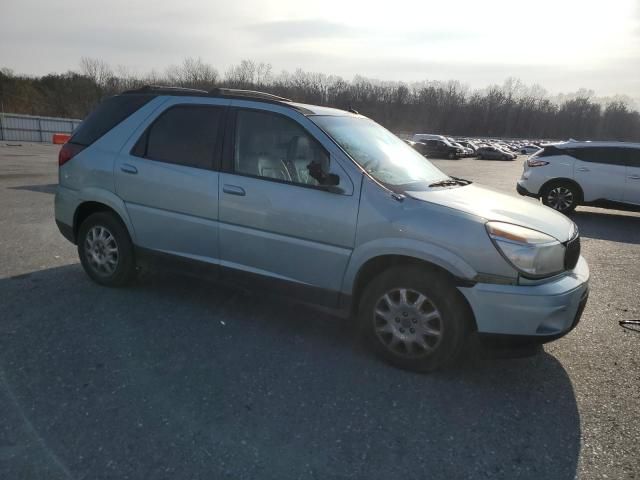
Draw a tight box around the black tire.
[540,181,580,214]
[358,266,471,372]
[503,155,510,160]
[448,152,456,159]
[77,212,136,287]
[477,154,483,160]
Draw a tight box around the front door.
[218,107,359,305]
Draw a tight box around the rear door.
[622,147,640,205]
[571,147,627,202]
[218,104,359,306]
[115,98,229,264]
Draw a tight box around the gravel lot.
[1,143,638,480]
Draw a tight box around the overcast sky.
[1,0,639,99]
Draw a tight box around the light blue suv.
[55,87,589,372]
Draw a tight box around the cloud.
[246,19,353,42]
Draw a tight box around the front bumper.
[458,256,589,338]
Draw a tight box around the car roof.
[121,86,358,117]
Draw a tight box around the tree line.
[1,57,639,141]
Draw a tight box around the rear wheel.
[77,212,136,287]
[541,181,580,214]
[358,266,470,372]
[448,152,456,159]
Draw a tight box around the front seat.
[287,136,325,185]
[258,156,291,181]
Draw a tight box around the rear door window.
[620,148,640,168]
[134,105,224,170]
[568,147,627,166]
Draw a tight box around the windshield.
[312,115,449,189]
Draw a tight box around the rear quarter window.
[539,146,565,157]
[70,94,155,146]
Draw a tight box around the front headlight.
[486,221,565,278]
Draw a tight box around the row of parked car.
[405,134,545,161]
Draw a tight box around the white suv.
[517,141,640,214]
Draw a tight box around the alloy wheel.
[373,288,443,358]
[547,186,574,211]
[84,225,119,276]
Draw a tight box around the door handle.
[223,184,246,196]
[121,164,138,174]
[577,167,590,172]
[629,175,640,180]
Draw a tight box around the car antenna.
[348,105,359,114]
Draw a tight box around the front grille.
[564,234,580,270]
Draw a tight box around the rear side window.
[71,94,155,146]
[625,148,640,168]
[619,148,640,168]
[134,105,223,170]
[568,147,627,166]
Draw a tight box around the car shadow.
[0,265,580,480]
[8,183,57,195]
[572,209,640,245]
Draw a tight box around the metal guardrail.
[0,113,82,143]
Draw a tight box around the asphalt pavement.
[1,143,638,479]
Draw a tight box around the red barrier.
[52,133,71,144]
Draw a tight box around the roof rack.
[209,88,292,102]
[121,85,210,96]
[119,85,314,113]
[121,85,292,102]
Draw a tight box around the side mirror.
[323,173,340,186]
[308,160,339,186]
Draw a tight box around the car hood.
[406,184,576,242]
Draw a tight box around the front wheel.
[358,266,470,372]
[77,212,136,287]
[541,181,580,214]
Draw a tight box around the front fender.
[341,237,478,295]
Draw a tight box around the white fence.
[0,113,82,143]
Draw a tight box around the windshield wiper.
[451,176,472,185]
[429,176,473,188]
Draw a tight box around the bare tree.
[2,57,639,140]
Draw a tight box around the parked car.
[456,140,478,154]
[412,133,449,143]
[55,86,589,372]
[419,139,464,159]
[517,141,640,214]
[476,146,516,160]
[447,138,474,157]
[521,145,541,155]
